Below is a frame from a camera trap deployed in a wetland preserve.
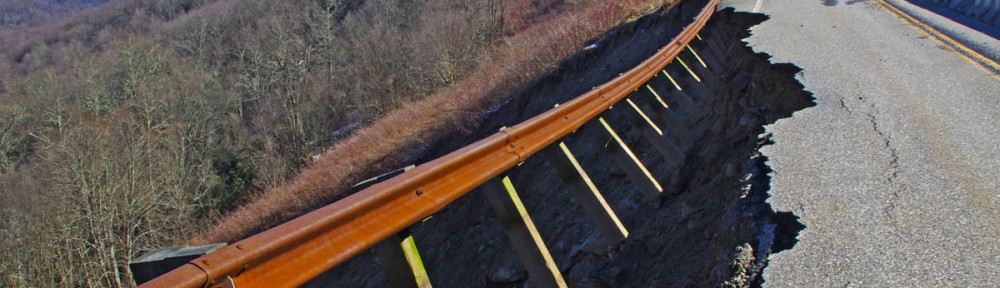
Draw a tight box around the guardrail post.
[540,142,629,247]
[595,117,663,201]
[623,98,684,165]
[690,37,726,75]
[375,229,432,288]
[483,176,567,288]
[681,45,722,89]
[637,86,695,149]
[639,80,701,123]
[701,37,728,70]
[655,70,703,120]
[703,26,734,76]
[699,28,728,60]
[674,59,719,103]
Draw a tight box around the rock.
[620,198,639,213]
[680,201,703,220]
[721,243,757,288]
[723,162,738,177]
[589,264,622,286]
[580,233,610,255]
[487,266,527,284]
[554,241,567,253]
[680,202,695,218]
[570,244,583,258]
[644,196,662,208]
[567,261,597,287]
[609,168,626,178]
[559,260,574,274]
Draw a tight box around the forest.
[0,0,671,286]
[0,0,110,26]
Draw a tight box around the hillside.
[0,0,674,286]
[0,0,110,27]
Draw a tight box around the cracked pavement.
[722,0,1000,286]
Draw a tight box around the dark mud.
[308,5,813,288]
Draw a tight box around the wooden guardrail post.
[636,86,695,149]
[674,58,719,103]
[374,229,432,288]
[483,176,567,288]
[699,29,731,74]
[596,117,663,201]
[681,45,722,89]
[656,69,703,119]
[690,36,726,75]
[639,80,701,124]
[700,33,727,62]
[622,98,684,165]
[540,142,629,246]
[357,166,431,288]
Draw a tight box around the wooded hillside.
[0,0,671,286]
[0,0,110,27]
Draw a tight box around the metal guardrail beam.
[140,1,722,287]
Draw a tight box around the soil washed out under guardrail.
[308,5,814,287]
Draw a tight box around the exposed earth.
[309,2,816,287]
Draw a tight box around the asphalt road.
[720,0,1000,286]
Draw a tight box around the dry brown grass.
[196,0,679,244]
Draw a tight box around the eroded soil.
[308,5,812,287]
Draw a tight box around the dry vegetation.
[0,0,109,27]
[0,0,674,286]
[198,0,681,244]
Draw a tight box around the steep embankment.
[310,7,813,287]
[198,0,681,244]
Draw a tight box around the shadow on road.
[822,0,870,6]
[742,152,807,288]
[771,212,805,253]
[898,0,1000,41]
[744,153,806,288]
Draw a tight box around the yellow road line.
[873,0,1000,81]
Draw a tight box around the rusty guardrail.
[141,0,722,286]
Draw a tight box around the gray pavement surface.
[720,0,1000,286]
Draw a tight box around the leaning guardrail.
[140,0,722,287]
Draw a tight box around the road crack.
[861,101,903,222]
[838,95,852,115]
[845,96,904,222]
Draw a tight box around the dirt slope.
[309,6,813,287]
